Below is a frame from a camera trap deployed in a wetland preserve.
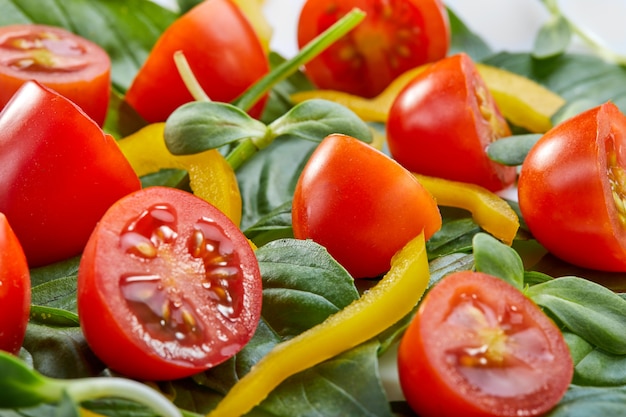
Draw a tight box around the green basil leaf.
[426,218,479,260]
[31,276,78,313]
[428,253,475,288]
[269,99,373,144]
[483,52,626,112]
[0,0,176,92]
[244,201,294,247]
[527,277,626,354]
[30,306,79,328]
[533,15,572,59]
[547,385,626,417]
[486,134,542,166]
[30,257,80,287]
[472,232,525,290]
[164,101,268,154]
[256,238,359,338]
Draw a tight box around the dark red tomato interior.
[0,24,111,126]
[78,186,262,381]
[297,0,450,98]
[292,134,441,279]
[0,80,140,267]
[125,0,269,123]
[0,213,31,355]
[398,271,573,417]
[387,53,516,192]
[518,102,626,272]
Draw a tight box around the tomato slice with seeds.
[397,271,573,417]
[77,186,262,381]
[0,24,111,126]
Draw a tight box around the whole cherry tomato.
[125,0,270,123]
[0,213,30,355]
[77,186,263,381]
[387,53,517,192]
[398,271,573,417]
[297,0,450,98]
[0,81,141,267]
[291,134,441,279]
[0,24,111,126]
[518,102,626,271]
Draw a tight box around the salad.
[0,0,625,416]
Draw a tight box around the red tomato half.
[0,81,140,267]
[387,53,516,192]
[0,213,30,355]
[398,271,573,417]
[297,0,450,98]
[0,24,111,126]
[125,0,270,123]
[292,134,441,279]
[77,186,263,381]
[518,102,626,271]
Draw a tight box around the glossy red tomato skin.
[398,271,573,417]
[77,186,263,381]
[518,102,626,271]
[0,81,141,267]
[292,134,441,279]
[125,0,269,123]
[0,213,31,355]
[297,0,449,98]
[0,24,111,126]
[387,53,517,192]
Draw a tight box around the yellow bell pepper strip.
[207,232,431,417]
[291,63,565,134]
[117,123,243,226]
[414,174,519,245]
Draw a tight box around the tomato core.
[606,137,626,227]
[118,202,244,350]
[1,31,88,72]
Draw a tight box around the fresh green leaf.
[0,351,57,408]
[29,306,79,328]
[30,257,80,288]
[473,233,525,290]
[486,134,542,166]
[428,253,475,288]
[164,101,268,154]
[447,7,492,61]
[426,218,479,260]
[546,385,626,417]
[533,15,572,59]
[527,277,626,354]
[244,201,294,247]
[256,239,359,338]
[269,99,373,144]
[31,276,78,313]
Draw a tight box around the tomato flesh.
[0,213,30,355]
[0,24,111,125]
[297,0,450,98]
[78,187,262,381]
[387,53,516,192]
[518,102,626,271]
[398,271,573,417]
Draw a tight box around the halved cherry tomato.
[77,186,263,381]
[0,213,30,355]
[398,271,573,417]
[125,0,270,123]
[0,80,140,267]
[387,53,517,192]
[297,0,450,98]
[291,134,441,278]
[0,24,111,126]
[518,102,626,271]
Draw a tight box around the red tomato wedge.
[0,24,111,126]
[387,53,516,192]
[125,0,270,123]
[292,134,441,278]
[518,102,626,271]
[0,80,140,267]
[0,213,30,355]
[77,186,263,381]
[398,271,573,417]
[297,0,450,98]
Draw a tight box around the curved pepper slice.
[414,174,519,245]
[291,63,564,133]
[117,123,242,226]
[207,232,430,417]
